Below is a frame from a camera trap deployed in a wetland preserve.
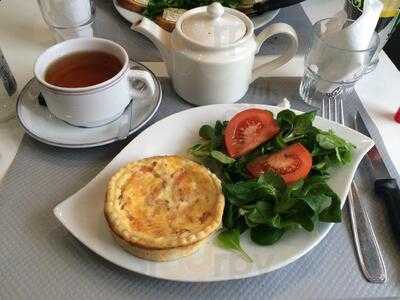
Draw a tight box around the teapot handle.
[251,23,298,82]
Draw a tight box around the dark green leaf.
[188,142,212,157]
[258,171,285,194]
[144,0,241,18]
[277,110,296,127]
[214,120,228,136]
[223,201,239,229]
[199,125,215,140]
[217,229,252,262]
[293,111,316,135]
[245,201,280,227]
[302,194,332,214]
[223,181,259,200]
[210,151,235,164]
[250,226,285,245]
[319,196,342,223]
[222,159,251,182]
[282,213,315,231]
[272,133,287,149]
[312,161,327,171]
[275,195,299,213]
[316,133,336,150]
[287,180,304,197]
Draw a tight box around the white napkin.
[45,0,93,41]
[47,0,92,26]
[312,0,383,93]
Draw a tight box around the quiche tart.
[104,156,224,261]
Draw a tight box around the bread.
[104,156,224,261]
[155,8,186,32]
[117,0,148,13]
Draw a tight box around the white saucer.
[113,0,280,30]
[17,62,162,148]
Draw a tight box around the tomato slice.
[224,109,280,158]
[246,143,312,184]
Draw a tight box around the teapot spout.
[132,18,171,64]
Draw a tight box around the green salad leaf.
[188,109,354,261]
[250,226,285,246]
[217,229,253,263]
[144,0,241,18]
[210,151,235,164]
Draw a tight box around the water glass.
[0,47,17,122]
[37,0,96,42]
[299,18,379,107]
[344,0,399,72]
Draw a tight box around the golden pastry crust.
[105,156,224,250]
[111,231,207,261]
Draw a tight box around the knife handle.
[375,179,400,243]
[348,181,387,283]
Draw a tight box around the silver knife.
[356,112,400,247]
[349,114,386,283]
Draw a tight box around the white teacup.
[34,38,155,127]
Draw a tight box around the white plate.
[17,62,162,148]
[113,0,280,30]
[54,104,374,282]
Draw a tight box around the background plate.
[113,0,280,30]
[54,104,373,282]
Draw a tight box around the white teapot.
[133,2,298,105]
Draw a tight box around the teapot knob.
[207,2,224,19]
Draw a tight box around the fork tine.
[334,97,338,123]
[328,97,331,120]
[339,98,344,125]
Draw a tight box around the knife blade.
[355,112,400,245]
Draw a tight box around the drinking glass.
[299,18,379,106]
[344,0,400,72]
[0,47,17,122]
[37,0,96,42]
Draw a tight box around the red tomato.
[224,109,280,158]
[247,143,312,184]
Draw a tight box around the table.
[1,0,400,299]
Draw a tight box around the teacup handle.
[127,69,156,99]
[251,23,298,82]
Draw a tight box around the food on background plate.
[189,108,355,260]
[118,0,148,13]
[118,0,305,31]
[155,8,187,32]
[104,156,224,261]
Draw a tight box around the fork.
[321,94,386,283]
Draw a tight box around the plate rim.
[16,63,162,149]
[112,0,280,30]
[54,103,374,282]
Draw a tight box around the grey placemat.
[2,3,400,299]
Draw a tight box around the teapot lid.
[180,2,247,47]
